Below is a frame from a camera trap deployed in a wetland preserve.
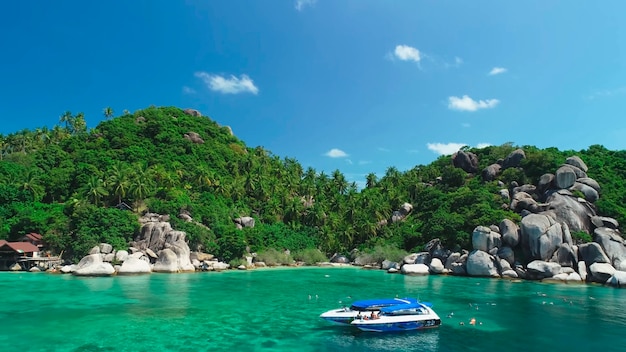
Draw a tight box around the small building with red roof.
[0,240,40,270]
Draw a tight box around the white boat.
[350,302,442,332]
[319,297,418,325]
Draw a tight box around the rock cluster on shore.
[60,213,230,276]
[379,151,626,288]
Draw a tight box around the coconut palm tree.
[103,106,114,120]
[84,175,109,206]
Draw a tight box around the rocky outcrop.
[183,108,202,117]
[502,149,525,169]
[184,132,204,144]
[401,263,430,275]
[73,254,115,276]
[452,150,479,173]
[466,250,499,277]
[482,164,501,182]
[555,166,577,189]
[118,257,152,274]
[391,203,413,223]
[234,216,255,229]
[472,226,501,253]
[520,213,564,261]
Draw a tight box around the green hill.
[1,106,624,263]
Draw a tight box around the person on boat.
[371,311,378,319]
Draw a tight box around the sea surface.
[1,267,625,352]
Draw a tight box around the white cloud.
[427,143,467,156]
[427,142,492,155]
[325,148,349,158]
[358,160,372,165]
[444,56,463,68]
[182,86,196,94]
[461,123,470,128]
[378,147,390,152]
[394,45,421,63]
[585,86,626,100]
[194,72,259,95]
[448,95,499,111]
[489,67,507,75]
[295,0,317,11]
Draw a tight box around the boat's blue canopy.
[380,302,427,313]
[350,298,418,310]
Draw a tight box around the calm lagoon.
[1,267,624,352]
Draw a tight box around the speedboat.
[350,301,441,332]
[319,297,418,325]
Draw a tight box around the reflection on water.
[322,328,440,352]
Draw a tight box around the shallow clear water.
[1,268,625,352]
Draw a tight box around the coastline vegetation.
[0,106,624,264]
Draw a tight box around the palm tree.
[20,169,45,201]
[73,112,87,135]
[84,175,109,206]
[365,173,378,188]
[107,161,131,204]
[129,163,154,211]
[59,111,74,133]
[103,106,114,120]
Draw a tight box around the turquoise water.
[1,267,625,352]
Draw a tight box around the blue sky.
[2,1,626,188]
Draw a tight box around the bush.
[357,245,408,264]
[571,230,592,244]
[229,258,246,268]
[292,248,328,265]
[255,248,293,266]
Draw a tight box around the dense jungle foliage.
[1,106,624,263]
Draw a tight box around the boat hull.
[352,318,441,332]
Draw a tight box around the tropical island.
[0,106,625,287]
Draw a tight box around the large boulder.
[424,238,448,260]
[429,258,444,274]
[543,190,595,233]
[550,243,577,268]
[537,174,555,194]
[578,242,611,266]
[482,164,501,182]
[526,260,561,279]
[183,108,202,117]
[131,220,174,253]
[184,131,205,144]
[565,156,588,172]
[115,250,129,262]
[606,271,626,288]
[153,249,180,273]
[234,216,255,229]
[588,262,616,283]
[502,149,525,169]
[497,246,515,266]
[499,219,520,247]
[452,150,479,173]
[472,226,501,252]
[569,182,599,203]
[555,166,577,189]
[74,254,115,276]
[99,243,113,254]
[466,250,499,277]
[118,257,152,275]
[520,213,563,261]
[593,227,626,270]
[577,177,600,193]
[401,263,430,275]
[590,216,619,230]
